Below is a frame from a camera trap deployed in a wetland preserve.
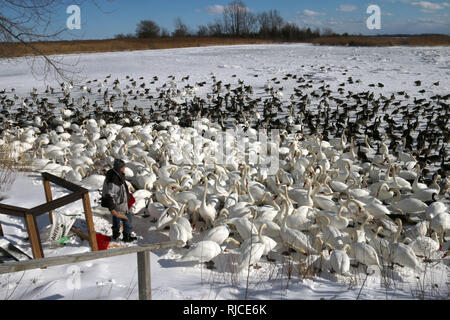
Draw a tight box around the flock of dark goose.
[0,68,449,280]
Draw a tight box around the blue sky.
[55,0,450,39]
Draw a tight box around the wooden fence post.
[24,213,43,259]
[43,179,54,224]
[137,251,151,300]
[81,192,98,251]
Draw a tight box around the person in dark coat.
[102,158,137,242]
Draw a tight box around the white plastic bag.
[48,212,80,242]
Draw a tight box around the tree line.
[115,0,338,41]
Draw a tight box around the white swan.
[375,183,394,201]
[311,182,339,212]
[133,189,152,200]
[396,138,417,164]
[327,176,350,194]
[412,166,428,193]
[346,177,370,199]
[241,223,278,257]
[329,244,351,276]
[223,181,239,209]
[316,199,360,230]
[252,203,282,238]
[369,226,391,263]
[62,165,85,183]
[236,237,266,272]
[80,174,105,191]
[286,205,316,231]
[390,189,428,214]
[280,200,317,255]
[411,174,440,202]
[390,165,412,192]
[174,204,193,237]
[408,233,440,258]
[178,240,222,264]
[364,200,391,220]
[209,173,230,202]
[287,178,314,207]
[154,165,177,188]
[349,240,381,270]
[430,212,450,249]
[155,183,179,208]
[174,190,199,205]
[349,215,373,243]
[202,224,231,245]
[227,214,258,241]
[169,204,191,246]
[389,218,421,270]
[134,168,157,191]
[30,157,52,171]
[130,196,148,215]
[146,197,166,220]
[199,175,217,228]
[153,206,181,231]
[426,201,447,220]
[254,202,279,222]
[41,162,73,178]
[237,223,276,271]
[316,215,345,250]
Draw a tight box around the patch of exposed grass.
[311,35,450,47]
[0,37,278,58]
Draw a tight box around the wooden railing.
[0,240,183,300]
[0,172,98,259]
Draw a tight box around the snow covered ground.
[0,44,449,300]
[1,43,449,97]
[0,173,448,301]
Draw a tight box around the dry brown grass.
[0,37,278,58]
[311,35,450,47]
[0,141,35,192]
[1,36,448,58]
[0,144,18,192]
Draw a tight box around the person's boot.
[112,228,120,241]
[122,232,137,243]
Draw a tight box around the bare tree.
[172,17,189,37]
[196,25,209,37]
[257,12,270,37]
[208,19,224,37]
[136,20,161,38]
[322,27,335,36]
[222,0,255,36]
[244,12,258,35]
[114,33,135,39]
[257,9,283,38]
[0,0,84,81]
[160,27,170,38]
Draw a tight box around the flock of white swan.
[0,69,448,285]
[1,112,449,279]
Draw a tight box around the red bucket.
[96,233,111,250]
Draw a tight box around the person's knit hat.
[113,158,126,171]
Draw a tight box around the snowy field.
[0,44,449,300]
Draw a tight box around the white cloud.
[369,15,450,34]
[205,5,225,15]
[303,9,325,16]
[336,4,357,12]
[411,1,444,10]
[383,0,411,3]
